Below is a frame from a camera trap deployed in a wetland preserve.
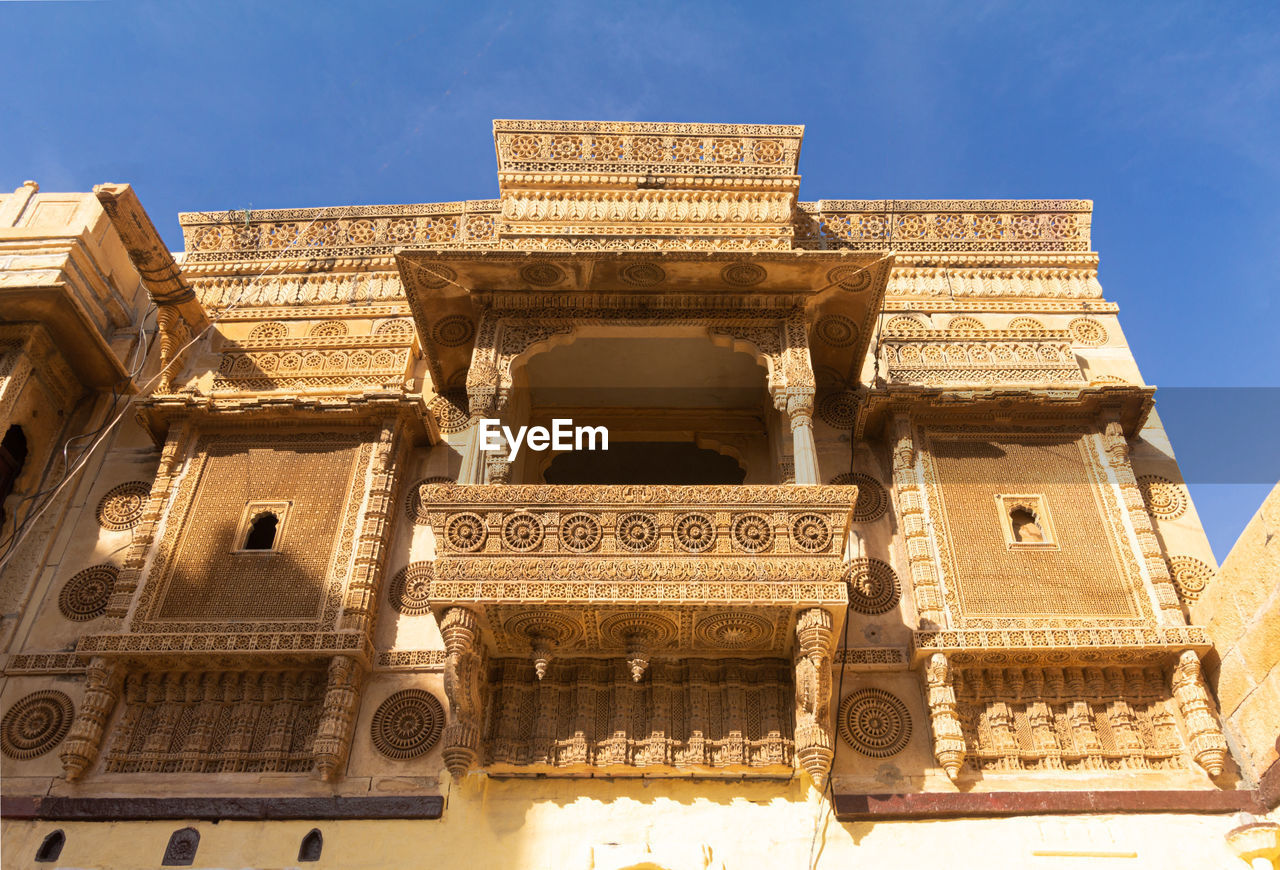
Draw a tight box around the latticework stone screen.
[927,434,1140,620]
[152,435,366,622]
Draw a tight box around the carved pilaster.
[1023,668,1062,770]
[104,423,190,629]
[340,421,404,633]
[312,655,363,781]
[1104,666,1145,767]
[890,416,946,627]
[1102,421,1184,623]
[793,608,834,789]
[441,606,487,780]
[1063,667,1104,769]
[60,656,124,781]
[924,653,965,780]
[1171,650,1228,776]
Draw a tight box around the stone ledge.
[832,789,1265,820]
[0,795,444,821]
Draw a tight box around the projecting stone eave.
[396,246,894,397]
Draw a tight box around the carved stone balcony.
[407,483,856,782]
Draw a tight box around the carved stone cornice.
[853,384,1155,440]
[911,625,1211,668]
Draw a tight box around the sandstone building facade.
[0,120,1276,868]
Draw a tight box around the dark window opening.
[243,512,279,550]
[0,425,29,527]
[162,827,199,866]
[299,828,323,862]
[35,830,65,863]
[544,442,746,485]
[1010,507,1045,543]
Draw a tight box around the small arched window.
[1009,507,1044,543]
[298,828,323,862]
[35,829,65,862]
[243,512,279,550]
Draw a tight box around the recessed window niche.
[232,500,291,553]
[995,494,1057,549]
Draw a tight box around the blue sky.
[4,1,1278,558]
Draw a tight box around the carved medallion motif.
[844,559,901,615]
[674,512,716,552]
[618,263,665,287]
[1,691,74,760]
[431,315,475,347]
[693,611,773,648]
[428,391,474,434]
[374,318,415,337]
[720,262,766,287]
[828,473,889,522]
[839,688,911,758]
[817,390,859,430]
[730,513,775,553]
[371,690,445,760]
[558,513,602,552]
[1137,475,1188,520]
[598,612,679,647]
[502,513,545,551]
[1168,556,1213,603]
[1068,317,1107,346]
[96,481,150,531]
[58,564,118,621]
[445,512,488,552]
[248,322,287,341]
[520,263,564,287]
[414,264,457,289]
[790,513,832,552]
[388,563,434,615]
[815,314,858,348]
[308,320,348,337]
[405,476,456,521]
[828,265,871,292]
[616,513,660,552]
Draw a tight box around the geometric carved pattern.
[1137,476,1188,520]
[814,314,858,347]
[1068,317,1107,346]
[388,562,434,615]
[1,691,74,760]
[502,513,546,551]
[882,339,1084,385]
[838,688,911,758]
[615,512,659,552]
[844,559,901,615]
[1168,556,1213,603]
[674,512,716,553]
[558,513,603,553]
[95,481,150,531]
[484,658,794,773]
[370,690,445,760]
[953,665,1186,771]
[789,513,832,553]
[58,564,118,621]
[248,322,288,341]
[104,669,324,774]
[445,513,489,552]
[692,611,774,648]
[308,320,348,337]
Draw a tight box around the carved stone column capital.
[1172,649,1229,777]
[442,606,487,780]
[924,653,966,781]
[60,656,124,782]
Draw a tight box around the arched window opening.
[35,830,65,863]
[298,828,323,862]
[243,512,279,550]
[0,425,29,526]
[1009,507,1044,543]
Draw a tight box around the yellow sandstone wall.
[0,778,1263,870]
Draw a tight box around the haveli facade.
[0,120,1277,869]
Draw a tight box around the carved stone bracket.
[1171,649,1228,776]
[313,654,364,780]
[441,607,487,780]
[923,653,965,781]
[794,608,834,789]
[59,656,124,782]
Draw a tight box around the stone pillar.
[793,608,834,789]
[889,416,946,627]
[441,606,487,780]
[923,653,966,781]
[313,654,363,780]
[1171,649,1229,776]
[60,656,124,781]
[788,397,820,485]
